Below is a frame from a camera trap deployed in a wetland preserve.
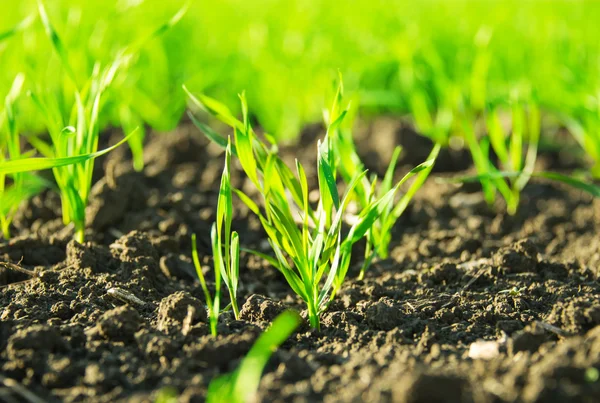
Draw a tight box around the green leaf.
[486,109,509,164]
[191,233,213,317]
[509,103,524,172]
[388,143,440,221]
[207,311,301,403]
[534,171,600,197]
[230,231,240,295]
[187,111,236,154]
[209,224,222,336]
[234,127,260,189]
[380,146,402,196]
[317,139,340,210]
[0,128,138,175]
[233,188,262,217]
[183,86,244,132]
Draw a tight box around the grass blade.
[207,311,301,403]
[0,128,137,174]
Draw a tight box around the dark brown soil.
[1,121,599,403]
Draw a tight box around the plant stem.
[307,300,320,331]
[209,317,217,337]
[507,188,520,216]
[229,289,240,320]
[74,222,85,244]
[1,222,9,239]
[358,245,377,281]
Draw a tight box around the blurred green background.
[1,0,599,140]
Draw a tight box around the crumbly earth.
[1,121,599,402]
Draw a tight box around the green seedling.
[329,75,440,278]
[0,73,136,239]
[23,1,142,242]
[207,310,302,403]
[191,139,241,336]
[186,89,404,329]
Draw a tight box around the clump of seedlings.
[185,82,438,329]
[450,90,600,213]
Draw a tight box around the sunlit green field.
[2,0,599,141]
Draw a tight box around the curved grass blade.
[207,311,302,403]
[0,128,137,174]
[534,171,600,197]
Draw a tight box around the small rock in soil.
[468,340,501,360]
[96,305,142,341]
[239,294,287,323]
[157,291,207,334]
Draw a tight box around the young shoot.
[191,139,241,336]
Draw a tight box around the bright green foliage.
[329,77,440,278]
[191,139,241,336]
[207,310,301,403]
[1,1,599,146]
[187,91,407,329]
